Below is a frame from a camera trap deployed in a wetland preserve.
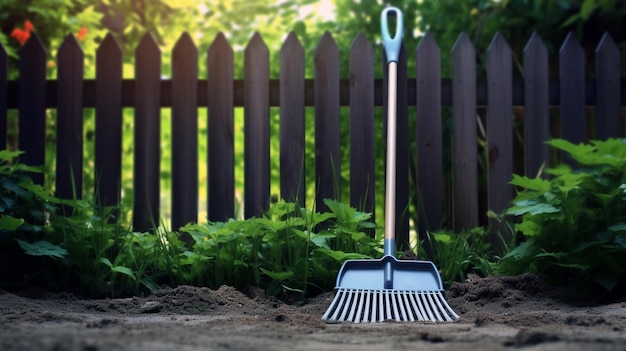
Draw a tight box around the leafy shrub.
[498,139,626,297]
[0,150,382,299]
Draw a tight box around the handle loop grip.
[381,7,403,63]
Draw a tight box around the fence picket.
[559,32,586,145]
[487,33,513,248]
[416,32,442,250]
[314,32,341,213]
[171,32,198,229]
[207,33,234,221]
[0,45,6,150]
[18,33,46,185]
[523,32,550,177]
[595,33,622,139]
[95,34,123,208]
[133,33,161,232]
[244,33,270,218]
[280,32,306,206]
[451,32,478,231]
[349,32,375,216]
[56,35,84,202]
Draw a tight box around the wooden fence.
[1,30,624,248]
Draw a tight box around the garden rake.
[321,7,458,323]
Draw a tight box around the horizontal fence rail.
[1,30,624,249]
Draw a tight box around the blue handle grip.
[381,7,403,63]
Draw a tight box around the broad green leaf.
[15,239,67,259]
[0,215,24,231]
[581,0,597,20]
[111,265,136,280]
[259,268,294,281]
[432,232,452,244]
[510,174,551,192]
[314,248,370,261]
[506,200,560,216]
[608,223,626,232]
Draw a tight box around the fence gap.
[207,33,234,221]
[451,32,478,231]
[171,32,198,230]
[523,32,550,177]
[133,33,161,232]
[244,33,270,218]
[416,31,442,254]
[279,32,306,207]
[56,34,85,202]
[349,32,375,217]
[595,33,622,139]
[314,32,341,213]
[18,33,46,185]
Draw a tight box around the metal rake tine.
[326,289,348,321]
[419,292,436,321]
[378,290,385,322]
[390,292,401,321]
[407,292,424,321]
[338,290,356,322]
[322,290,341,320]
[349,290,363,323]
[436,291,459,321]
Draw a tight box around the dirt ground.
[1,273,625,351]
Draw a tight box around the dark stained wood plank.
[595,33,622,139]
[18,33,46,185]
[523,32,550,177]
[349,32,375,216]
[171,32,198,230]
[559,32,586,145]
[207,33,234,221]
[280,32,306,207]
[133,33,161,232]
[56,35,84,201]
[486,32,513,250]
[0,44,7,150]
[451,32,478,231]
[416,32,442,249]
[244,33,270,218]
[95,33,123,208]
[314,32,341,214]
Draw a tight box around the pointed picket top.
[209,32,232,56]
[596,32,619,59]
[173,32,197,56]
[58,33,84,62]
[281,31,304,59]
[523,31,548,62]
[97,33,122,59]
[487,32,511,57]
[20,31,46,59]
[136,32,161,59]
[559,31,583,56]
[350,31,372,55]
[245,32,268,56]
[451,32,474,56]
[417,31,440,57]
[315,31,338,60]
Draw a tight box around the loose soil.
[1,273,625,350]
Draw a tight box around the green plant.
[498,138,626,297]
[423,227,494,287]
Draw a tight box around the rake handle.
[381,7,402,257]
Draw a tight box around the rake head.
[321,288,459,323]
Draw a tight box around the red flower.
[76,26,87,41]
[10,28,30,45]
[10,20,34,46]
[24,20,34,32]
